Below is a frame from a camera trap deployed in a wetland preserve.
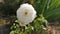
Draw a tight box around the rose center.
[25,12,28,15]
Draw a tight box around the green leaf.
[47,0,60,11]
[45,7,60,21]
[10,31,15,34]
[34,0,48,15]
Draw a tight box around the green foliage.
[44,0,60,21]
[10,23,20,34]
[33,0,60,21]
[47,0,60,11]
[33,0,48,15]
[45,7,60,21]
[10,14,48,34]
[33,15,48,32]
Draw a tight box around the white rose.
[17,3,36,26]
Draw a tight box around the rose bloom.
[17,3,36,26]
